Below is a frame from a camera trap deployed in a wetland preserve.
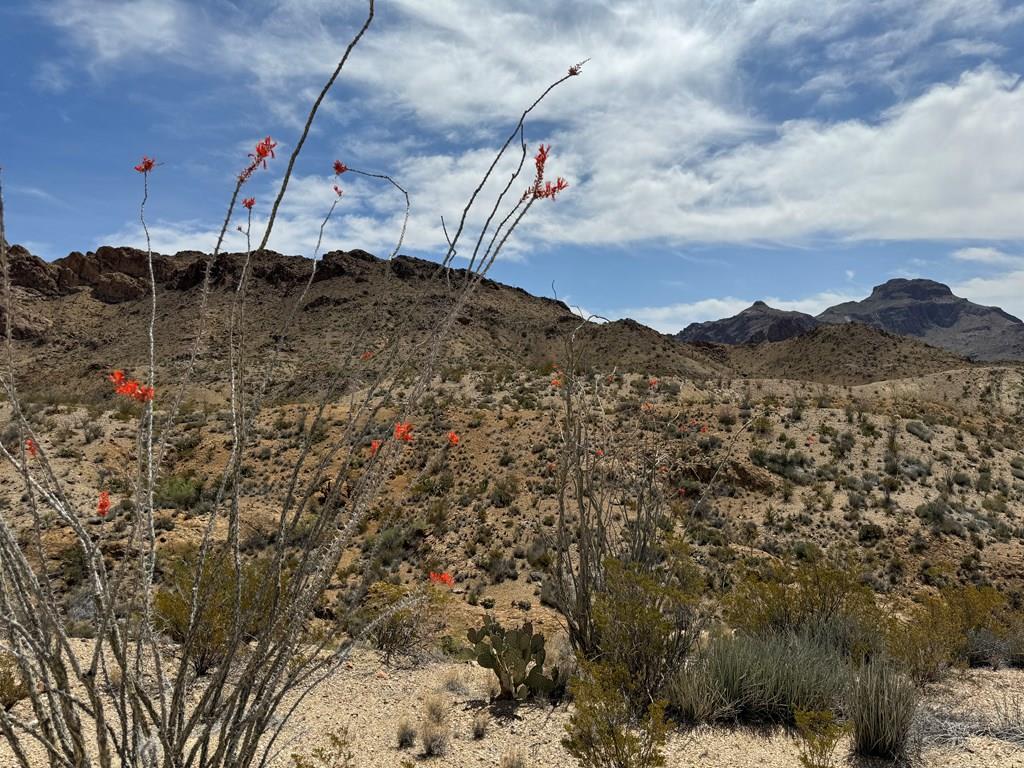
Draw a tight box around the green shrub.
[670,632,847,725]
[154,549,280,675]
[155,474,203,509]
[359,581,450,665]
[725,559,881,659]
[795,709,849,768]
[848,662,918,760]
[592,555,702,714]
[563,661,667,768]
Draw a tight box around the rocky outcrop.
[817,279,1024,362]
[676,301,819,345]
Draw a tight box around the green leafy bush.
[563,661,667,768]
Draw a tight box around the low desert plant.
[795,709,849,768]
[670,632,847,725]
[471,710,489,739]
[360,581,449,665]
[396,716,417,749]
[0,651,28,711]
[467,616,558,700]
[500,748,531,768]
[848,662,918,760]
[290,727,355,768]
[563,661,668,768]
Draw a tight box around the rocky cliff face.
[676,301,819,345]
[817,279,1024,362]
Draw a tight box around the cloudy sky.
[3,0,1024,332]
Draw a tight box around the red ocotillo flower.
[239,136,278,182]
[429,572,455,588]
[25,439,37,458]
[97,491,111,517]
[251,137,276,167]
[333,160,348,175]
[648,378,659,389]
[242,197,255,210]
[446,431,459,446]
[526,144,569,201]
[109,370,154,403]
[134,156,156,173]
[369,439,382,456]
[394,422,414,443]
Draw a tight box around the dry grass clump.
[420,694,451,757]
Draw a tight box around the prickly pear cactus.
[467,616,558,700]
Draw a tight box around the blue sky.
[3,0,1024,332]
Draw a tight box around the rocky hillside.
[677,301,819,344]
[818,279,1024,362]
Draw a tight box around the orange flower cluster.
[97,491,111,517]
[242,197,256,210]
[446,431,460,446]
[134,156,156,174]
[25,439,37,458]
[429,572,454,587]
[109,371,154,403]
[394,422,414,442]
[370,439,382,456]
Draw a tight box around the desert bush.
[889,585,1010,682]
[153,549,281,675]
[795,709,849,768]
[725,558,881,659]
[848,662,918,760]
[471,710,489,739]
[396,717,417,749]
[906,421,933,443]
[358,581,449,665]
[420,695,451,757]
[563,661,668,768]
[0,651,28,711]
[154,473,203,509]
[592,553,702,714]
[500,748,531,768]
[670,632,847,725]
[290,728,355,768]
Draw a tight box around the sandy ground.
[4,644,1024,767]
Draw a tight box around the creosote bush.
[563,660,668,768]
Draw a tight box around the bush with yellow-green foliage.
[888,584,1011,683]
[592,550,702,715]
[725,557,882,659]
[795,709,849,768]
[0,651,28,711]
[563,660,668,768]
[359,581,450,665]
[154,548,283,675]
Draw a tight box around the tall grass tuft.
[848,661,918,760]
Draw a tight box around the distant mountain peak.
[676,302,818,345]
[868,278,954,302]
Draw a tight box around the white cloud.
[951,246,1022,265]
[953,271,1024,320]
[42,0,1024,254]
